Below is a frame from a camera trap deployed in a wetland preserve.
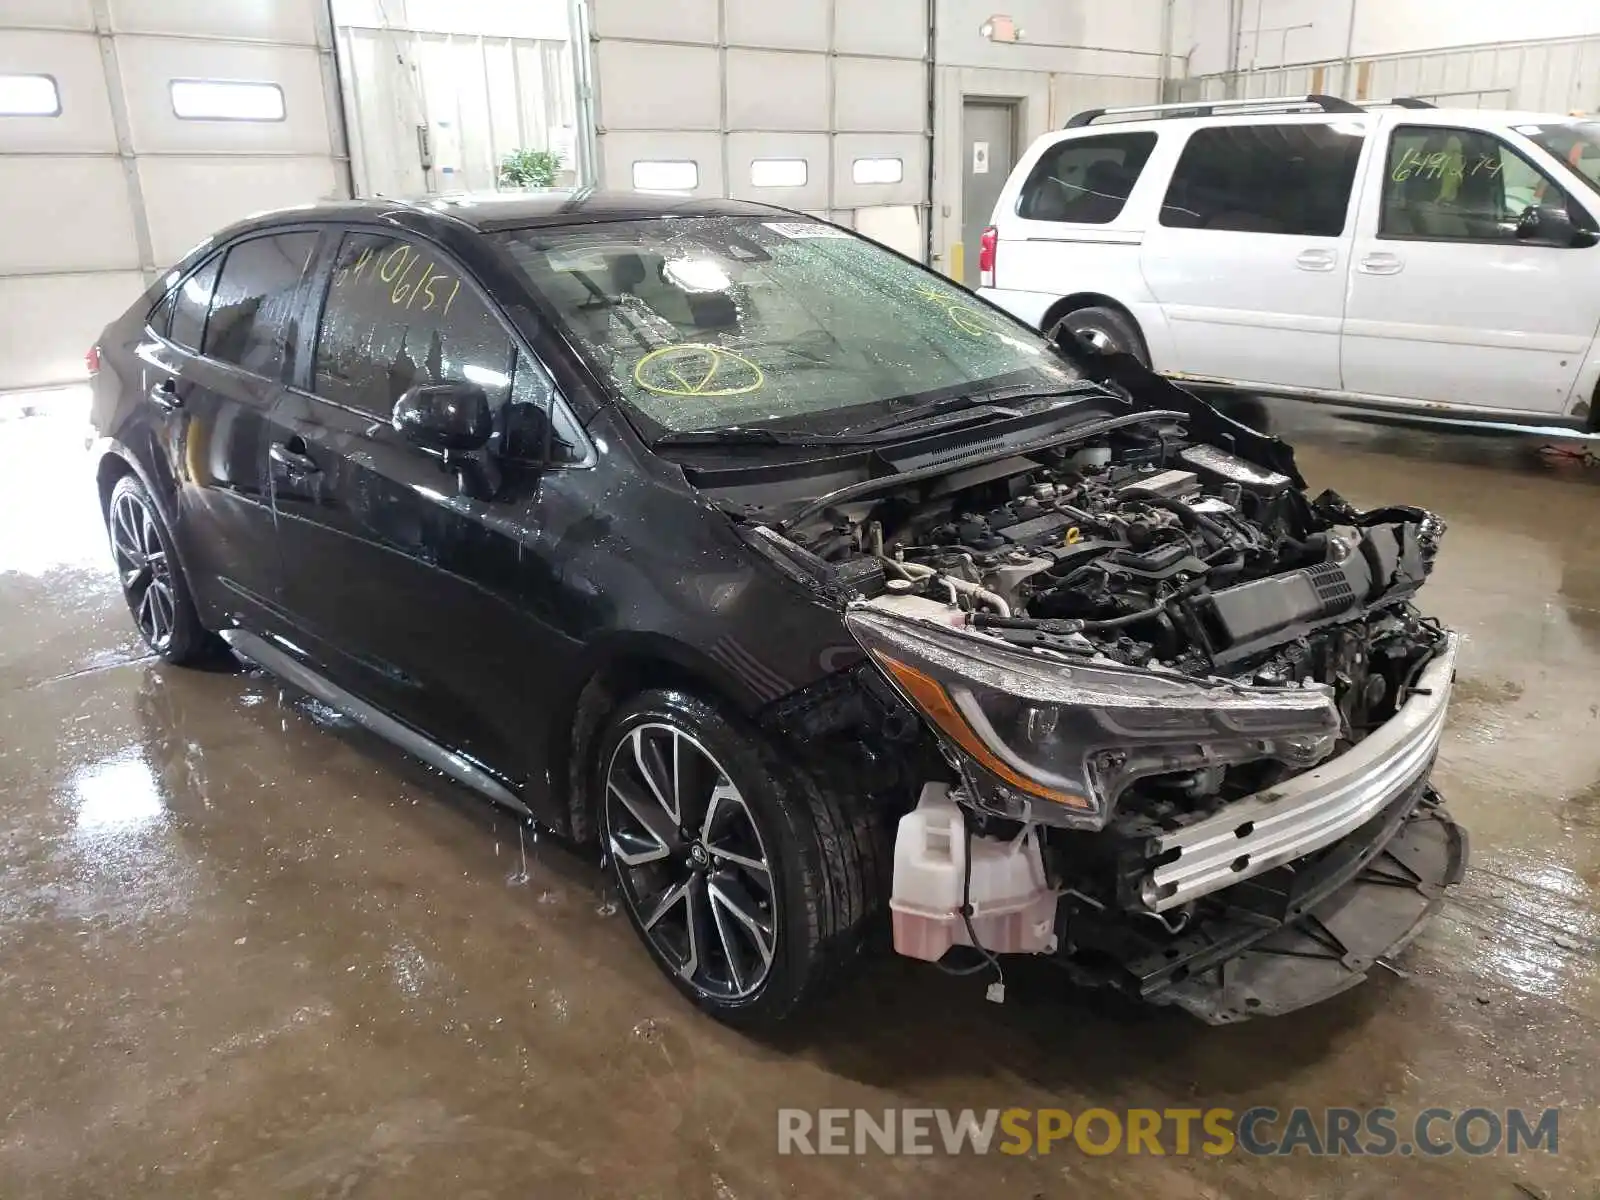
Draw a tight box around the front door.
[961,100,1016,284]
[270,228,586,790]
[1139,120,1369,390]
[1341,121,1600,414]
[148,231,320,630]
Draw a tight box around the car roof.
[229,189,796,236]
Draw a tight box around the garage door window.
[0,74,60,117]
[1015,131,1157,223]
[170,79,285,122]
[1160,123,1365,236]
[852,158,903,185]
[1380,125,1581,242]
[633,161,698,191]
[203,232,319,378]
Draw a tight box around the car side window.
[313,232,514,420]
[1160,122,1365,236]
[1380,125,1578,242]
[1015,131,1157,224]
[504,353,587,465]
[203,232,319,377]
[166,256,222,351]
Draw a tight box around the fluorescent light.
[750,158,808,188]
[0,74,59,117]
[632,160,698,191]
[170,79,285,121]
[852,157,904,185]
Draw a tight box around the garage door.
[0,0,348,393]
[586,0,930,258]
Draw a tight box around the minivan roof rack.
[1065,93,1365,128]
[1388,97,1436,108]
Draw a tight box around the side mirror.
[392,382,493,454]
[1516,202,1599,248]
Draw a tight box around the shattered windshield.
[491,218,1080,435]
[1521,121,1600,198]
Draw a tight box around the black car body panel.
[89,190,1462,1023]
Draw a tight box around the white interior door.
[1138,120,1368,391]
[1342,121,1600,415]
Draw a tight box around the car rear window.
[1015,131,1157,224]
[203,232,319,378]
[1159,122,1365,237]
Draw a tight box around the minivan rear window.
[1159,123,1365,237]
[1015,131,1156,224]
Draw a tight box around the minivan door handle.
[1358,252,1404,275]
[1295,248,1338,272]
[148,378,182,411]
[270,440,321,477]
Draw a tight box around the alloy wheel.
[605,722,777,1001]
[109,488,176,652]
[1071,324,1119,353]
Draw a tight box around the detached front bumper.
[1131,633,1460,912]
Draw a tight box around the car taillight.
[85,345,101,375]
[978,226,997,288]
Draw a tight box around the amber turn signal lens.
[875,653,1089,809]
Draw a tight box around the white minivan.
[977,96,1600,430]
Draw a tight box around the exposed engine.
[787,425,1446,755]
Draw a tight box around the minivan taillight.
[978,226,997,288]
[85,345,101,376]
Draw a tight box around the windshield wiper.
[846,386,1087,435]
[653,427,858,447]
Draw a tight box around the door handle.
[148,378,182,411]
[1358,252,1404,275]
[270,440,321,477]
[1295,248,1338,272]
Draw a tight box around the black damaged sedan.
[88,191,1464,1026]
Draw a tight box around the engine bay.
[786,423,1448,771]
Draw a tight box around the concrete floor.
[2,404,1598,1199]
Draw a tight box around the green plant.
[499,147,563,189]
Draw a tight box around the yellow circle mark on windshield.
[634,344,765,397]
[947,304,998,337]
[912,284,1000,338]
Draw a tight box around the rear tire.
[105,472,215,665]
[597,688,885,1027]
[1053,305,1149,365]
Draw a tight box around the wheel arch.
[551,635,773,846]
[1040,292,1149,356]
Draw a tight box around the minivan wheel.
[106,473,213,665]
[597,689,885,1026]
[1056,305,1149,365]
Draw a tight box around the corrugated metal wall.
[1173,34,1600,112]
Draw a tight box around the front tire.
[105,472,214,665]
[597,689,884,1027]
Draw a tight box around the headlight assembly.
[846,606,1340,830]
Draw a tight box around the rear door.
[1139,119,1370,390]
[144,230,320,630]
[270,227,590,779]
[990,129,1159,315]
[1341,118,1600,413]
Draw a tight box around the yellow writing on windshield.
[634,344,765,397]
[912,284,1003,338]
